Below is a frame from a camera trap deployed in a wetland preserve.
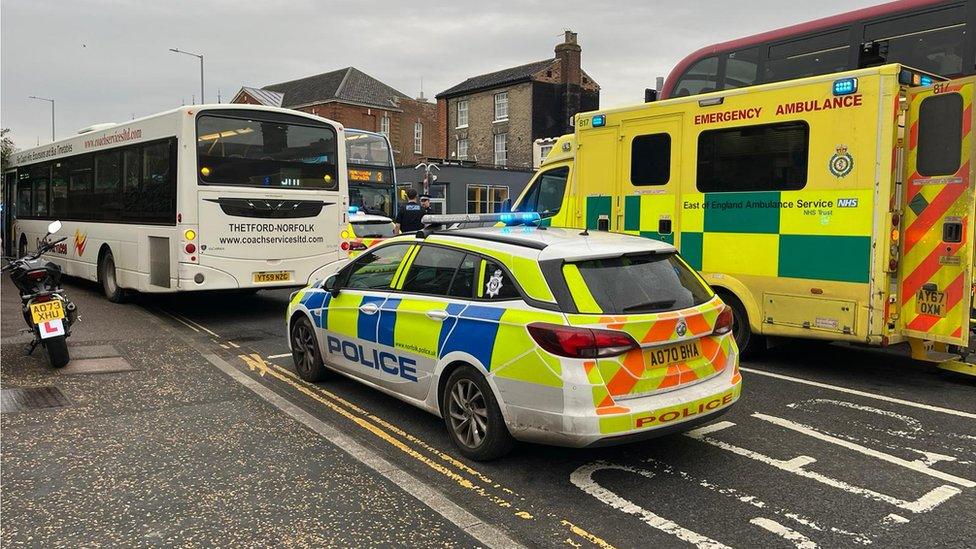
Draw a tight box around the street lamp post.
[169,48,204,104]
[28,96,55,142]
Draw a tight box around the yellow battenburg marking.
[563,264,602,313]
[491,309,564,386]
[779,188,874,236]
[477,259,487,298]
[326,292,365,337]
[702,233,779,277]
[639,193,676,232]
[681,193,705,233]
[510,255,555,302]
[393,299,445,358]
[392,245,420,289]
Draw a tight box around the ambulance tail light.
[713,306,734,336]
[527,322,638,358]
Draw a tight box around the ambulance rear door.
[898,76,976,346]
[617,114,682,243]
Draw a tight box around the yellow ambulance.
[511,63,975,375]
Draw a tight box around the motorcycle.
[3,220,78,368]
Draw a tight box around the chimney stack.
[555,30,583,133]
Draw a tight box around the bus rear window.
[568,253,712,314]
[197,114,338,190]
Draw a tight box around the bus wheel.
[99,250,127,303]
[718,291,765,357]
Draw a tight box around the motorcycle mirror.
[47,220,62,235]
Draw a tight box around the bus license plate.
[253,271,292,283]
[916,289,946,317]
[647,340,702,368]
[30,300,65,324]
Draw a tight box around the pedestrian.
[395,188,425,234]
[420,195,432,215]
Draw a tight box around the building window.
[696,121,809,192]
[456,100,468,128]
[467,185,510,214]
[494,133,507,166]
[414,122,423,154]
[494,91,508,121]
[380,115,390,137]
[539,144,553,161]
[457,138,469,160]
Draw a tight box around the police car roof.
[350,212,393,222]
[422,226,677,261]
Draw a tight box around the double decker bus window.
[673,56,719,96]
[863,5,967,76]
[725,48,761,89]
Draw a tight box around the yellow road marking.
[561,520,617,549]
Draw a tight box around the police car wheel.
[442,366,514,461]
[291,316,328,382]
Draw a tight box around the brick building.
[435,31,600,169]
[231,67,438,166]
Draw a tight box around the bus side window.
[50,162,68,217]
[672,56,719,96]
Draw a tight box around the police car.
[341,207,396,259]
[287,213,741,460]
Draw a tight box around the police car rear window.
[571,253,711,314]
[352,219,395,238]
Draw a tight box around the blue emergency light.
[592,114,606,127]
[348,206,360,214]
[920,75,933,86]
[832,78,858,96]
[499,212,541,225]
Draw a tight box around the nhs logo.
[837,198,858,208]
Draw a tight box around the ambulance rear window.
[571,253,712,314]
[917,93,963,176]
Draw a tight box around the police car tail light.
[349,242,367,251]
[713,306,734,336]
[527,322,638,358]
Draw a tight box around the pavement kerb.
[199,351,525,549]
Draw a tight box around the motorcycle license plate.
[30,300,65,324]
[253,271,292,283]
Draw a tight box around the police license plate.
[253,271,292,283]
[30,300,65,324]
[647,340,702,368]
[916,289,946,317]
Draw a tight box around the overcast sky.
[1,0,881,148]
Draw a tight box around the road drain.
[1,387,72,413]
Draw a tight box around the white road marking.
[571,462,731,549]
[881,514,909,526]
[749,518,818,549]
[740,368,976,419]
[685,422,962,513]
[752,413,976,488]
[201,351,524,549]
[154,309,200,333]
[171,312,221,338]
[267,353,292,359]
[643,459,872,545]
[227,341,240,349]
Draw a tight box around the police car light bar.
[421,212,541,226]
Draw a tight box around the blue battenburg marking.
[302,290,326,310]
[377,298,401,347]
[316,292,333,329]
[357,295,387,343]
[439,305,504,370]
[437,303,467,355]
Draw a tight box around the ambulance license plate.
[253,271,292,283]
[916,289,946,317]
[647,340,702,368]
[30,300,65,324]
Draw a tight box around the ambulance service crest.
[829,144,854,178]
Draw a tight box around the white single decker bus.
[4,105,348,301]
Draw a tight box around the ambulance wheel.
[720,291,765,357]
[442,365,514,461]
[291,316,328,382]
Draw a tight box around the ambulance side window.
[515,167,568,218]
[917,93,963,176]
[631,133,671,186]
[697,121,809,192]
[343,243,411,291]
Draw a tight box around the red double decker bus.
[662,0,974,98]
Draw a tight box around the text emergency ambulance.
[287,213,740,460]
[511,63,976,376]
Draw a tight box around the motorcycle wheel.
[45,336,70,368]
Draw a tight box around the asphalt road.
[144,286,976,549]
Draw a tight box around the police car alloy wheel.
[291,316,328,382]
[442,366,514,461]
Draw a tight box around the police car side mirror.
[326,274,341,297]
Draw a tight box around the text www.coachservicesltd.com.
[218,234,325,244]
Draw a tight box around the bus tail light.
[340,241,350,251]
[185,243,196,254]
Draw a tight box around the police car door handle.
[359,303,379,315]
[426,310,449,321]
